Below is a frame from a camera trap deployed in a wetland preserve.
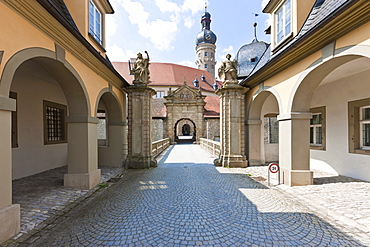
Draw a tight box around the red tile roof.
[152,98,167,118]
[204,96,220,117]
[113,62,220,92]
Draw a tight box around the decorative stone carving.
[218,54,238,85]
[130,51,150,84]
[164,82,206,144]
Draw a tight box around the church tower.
[195,7,217,78]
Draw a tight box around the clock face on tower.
[205,33,211,40]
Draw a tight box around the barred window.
[264,116,279,144]
[44,101,67,144]
[360,106,370,149]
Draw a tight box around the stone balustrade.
[200,138,220,157]
[152,138,170,158]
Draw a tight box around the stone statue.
[218,54,238,82]
[131,51,150,84]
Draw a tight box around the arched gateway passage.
[174,118,196,144]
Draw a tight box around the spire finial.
[252,13,259,42]
[205,0,207,12]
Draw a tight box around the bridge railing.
[152,138,170,158]
[200,138,220,157]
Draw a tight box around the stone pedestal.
[217,82,249,168]
[0,104,20,242]
[127,84,156,168]
[0,204,20,243]
[246,119,263,166]
[64,116,100,189]
[278,113,313,186]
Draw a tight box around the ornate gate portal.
[164,82,206,144]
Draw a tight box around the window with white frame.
[310,113,323,146]
[360,106,370,149]
[89,1,102,45]
[276,0,291,44]
[156,91,165,98]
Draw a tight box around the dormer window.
[89,1,102,45]
[276,0,291,44]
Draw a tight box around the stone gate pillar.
[217,84,249,167]
[127,85,156,168]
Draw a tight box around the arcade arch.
[0,48,99,190]
[247,90,280,166]
[95,89,125,167]
[287,46,370,181]
[174,118,196,144]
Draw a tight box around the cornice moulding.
[3,0,125,90]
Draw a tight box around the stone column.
[246,119,263,166]
[278,112,313,186]
[217,84,249,167]
[64,116,101,190]
[0,97,20,243]
[127,84,156,168]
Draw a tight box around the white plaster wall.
[310,69,370,181]
[260,95,279,163]
[11,62,68,179]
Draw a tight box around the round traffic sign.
[269,163,279,173]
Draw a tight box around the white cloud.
[142,19,178,50]
[155,0,180,13]
[184,16,194,29]
[106,15,118,38]
[114,0,204,51]
[181,0,205,14]
[178,60,195,68]
[106,43,136,62]
[222,45,234,55]
[261,0,269,8]
[116,0,178,51]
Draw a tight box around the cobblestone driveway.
[4,145,366,246]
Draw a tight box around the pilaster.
[216,83,249,167]
[64,116,101,189]
[278,112,314,186]
[0,107,20,242]
[246,119,263,166]
[127,84,156,168]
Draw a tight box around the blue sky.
[106,0,270,76]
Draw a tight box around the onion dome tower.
[195,6,217,78]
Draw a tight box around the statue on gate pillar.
[130,51,150,84]
[218,54,238,84]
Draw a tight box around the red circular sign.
[269,163,279,173]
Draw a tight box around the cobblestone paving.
[3,145,366,246]
[11,166,123,238]
[219,166,370,246]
